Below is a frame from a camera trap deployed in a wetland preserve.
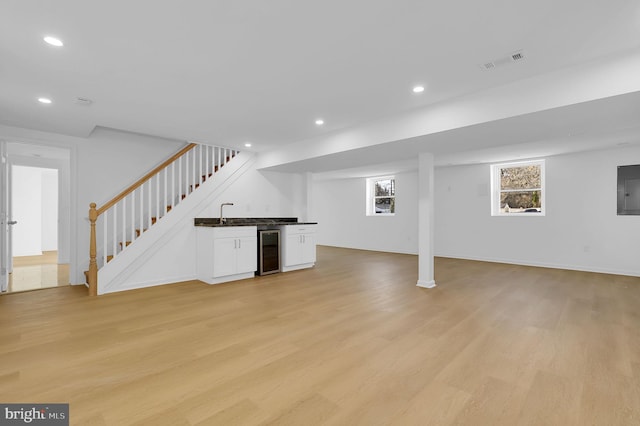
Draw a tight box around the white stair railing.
[87,143,238,295]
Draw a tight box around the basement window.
[366,176,395,216]
[491,160,545,216]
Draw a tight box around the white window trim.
[366,175,395,216]
[491,159,545,217]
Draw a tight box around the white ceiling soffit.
[2,0,640,158]
[265,90,640,174]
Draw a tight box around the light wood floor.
[1,246,639,425]
[7,251,69,293]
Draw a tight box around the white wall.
[8,150,71,264]
[41,169,58,251]
[75,134,308,287]
[105,158,309,292]
[434,145,640,276]
[1,125,186,282]
[11,166,59,256]
[1,125,309,285]
[6,122,639,286]
[311,144,640,276]
[312,171,419,254]
[12,166,43,256]
[74,128,186,283]
[206,168,306,219]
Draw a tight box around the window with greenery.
[491,160,544,216]
[366,176,395,215]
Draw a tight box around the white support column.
[417,152,436,288]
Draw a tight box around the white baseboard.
[317,244,418,256]
[199,271,255,285]
[416,279,436,288]
[435,253,640,278]
[281,263,315,272]
[100,274,197,295]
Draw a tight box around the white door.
[1,141,11,292]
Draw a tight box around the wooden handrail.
[96,143,197,216]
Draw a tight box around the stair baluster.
[87,143,239,295]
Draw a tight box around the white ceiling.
[1,1,640,171]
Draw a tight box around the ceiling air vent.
[74,97,93,106]
[511,52,524,61]
[479,50,525,70]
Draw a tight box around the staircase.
[87,143,240,295]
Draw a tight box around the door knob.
[7,221,17,225]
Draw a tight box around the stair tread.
[135,228,148,237]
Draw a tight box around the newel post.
[88,202,98,296]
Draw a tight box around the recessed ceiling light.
[44,36,63,47]
[244,142,252,148]
[38,97,52,104]
[315,119,324,125]
[412,86,425,93]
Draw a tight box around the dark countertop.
[194,217,318,227]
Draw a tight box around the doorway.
[1,142,71,294]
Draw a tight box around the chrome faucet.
[220,202,234,224]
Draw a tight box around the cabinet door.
[283,234,302,267]
[213,238,237,278]
[236,236,257,274]
[301,233,316,264]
